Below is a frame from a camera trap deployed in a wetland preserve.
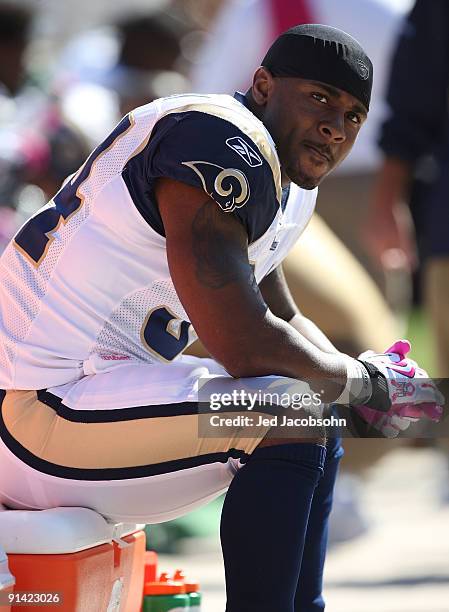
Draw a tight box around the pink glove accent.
[394,401,443,421]
[384,340,415,377]
[384,339,411,360]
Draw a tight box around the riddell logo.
[226,136,263,167]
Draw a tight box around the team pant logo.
[182,161,250,212]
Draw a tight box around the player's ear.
[251,67,274,107]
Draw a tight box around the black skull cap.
[262,23,373,110]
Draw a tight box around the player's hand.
[355,340,444,437]
[363,202,418,272]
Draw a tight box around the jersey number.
[13,115,191,362]
[141,307,191,361]
[14,115,133,267]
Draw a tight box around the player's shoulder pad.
[146,95,282,241]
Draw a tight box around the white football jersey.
[0,93,317,391]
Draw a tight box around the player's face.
[261,76,368,189]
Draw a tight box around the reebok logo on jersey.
[226,137,263,168]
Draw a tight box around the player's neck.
[244,90,291,188]
[243,90,263,122]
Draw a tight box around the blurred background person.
[365,0,449,377]
[0,1,45,244]
[364,0,449,504]
[0,1,91,250]
[0,2,49,134]
[0,1,34,97]
[57,11,190,146]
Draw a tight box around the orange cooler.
[0,507,145,612]
[0,544,14,612]
[144,551,159,583]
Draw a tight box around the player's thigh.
[0,361,265,520]
[0,361,326,518]
[0,428,233,523]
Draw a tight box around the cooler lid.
[0,507,144,554]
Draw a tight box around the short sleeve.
[146,111,280,243]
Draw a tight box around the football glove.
[355,340,444,437]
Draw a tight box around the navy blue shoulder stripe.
[122,110,279,243]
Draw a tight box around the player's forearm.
[372,157,412,212]
[259,266,339,355]
[224,310,348,402]
[288,313,339,354]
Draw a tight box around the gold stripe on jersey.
[164,101,282,204]
[1,390,264,470]
[125,98,282,204]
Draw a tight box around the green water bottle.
[186,589,201,612]
[142,572,189,611]
[173,570,202,611]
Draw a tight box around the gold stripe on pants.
[1,391,265,470]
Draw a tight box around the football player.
[0,25,443,611]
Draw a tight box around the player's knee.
[257,434,326,449]
[256,428,326,448]
[256,412,326,448]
